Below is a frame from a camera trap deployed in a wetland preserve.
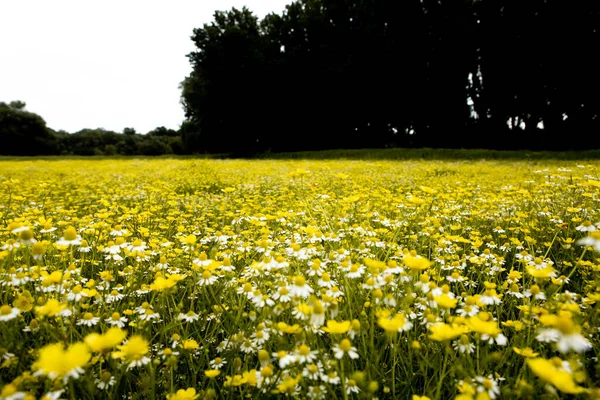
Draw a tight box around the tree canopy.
[0,102,58,155]
[0,104,184,156]
[181,0,600,153]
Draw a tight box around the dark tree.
[181,0,600,153]
[182,7,268,155]
[147,126,179,137]
[0,102,58,155]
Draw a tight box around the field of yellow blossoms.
[1,158,600,400]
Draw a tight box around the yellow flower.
[0,384,18,398]
[378,314,412,334]
[434,294,458,309]
[150,276,177,291]
[225,374,246,387]
[364,258,386,270]
[31,242,46,257]
[82,288,98,297]
[33,342,90,381]
[12,293,33,312]
[204,369,220,378]
[84,328,126,353]
[507,270,522,281]
[181,234,197,246]
[242,369,258,386]
[512,347,538,357]
[501,320,524,331]
[276,322,302,334]
[404,255,432,271]
[539,311,579,334]
[112,335,150,368]
[428,323,466,341]
[526,265,556,279]
[35,299,67,317]
[166,388,199,400]
[277,375,300,394]
[63,226,78,241]
[378,318,402,334]
[420,186,436,194]
[321,320,351,334]
[586,179,600,187]
[167,273,186,282]
[288,168,310,178]
[527,358,587,394]
[466,316,501,336]
[182,339,199,350]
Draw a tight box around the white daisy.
[197,270,219,286]
[332,339,359,359]
[272,285,292,302]
[210,357,227,369]
[289,276,313,298]
[273,351,296,368]
[0,305,20,321]
[178,311,200,323]
[77,313,100,327]
[127,357,151,369]
[475,375,502,399]
[320,371,341,385]
[295,344,318,364]
[105,313,128,328]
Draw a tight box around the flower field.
[1,158,599,399]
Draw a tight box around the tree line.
[0,101,183,156]
[181,0,600,154]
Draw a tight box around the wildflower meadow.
[0,158,599,399]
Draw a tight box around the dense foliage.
[1,159,599,399]
[181,1,600,154]
[0,102,59,156]
[0,102,183,156]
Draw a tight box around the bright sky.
[0,0,290,134]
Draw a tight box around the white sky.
[0,0,290,134]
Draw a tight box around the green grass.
[252,147,600,160]
[2,147,600,161]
